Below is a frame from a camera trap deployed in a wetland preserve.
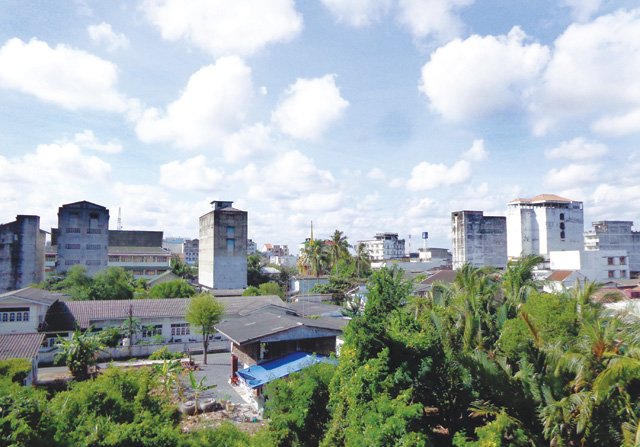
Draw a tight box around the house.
[0,332,45,386]
[287,301,345,318]
[543,270,588,293]
[0,288,66,334]
[147,271,182,288]
[413,270,458,296]
[215,312,346,407]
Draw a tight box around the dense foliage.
[148,279,196,298]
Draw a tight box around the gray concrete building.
[198,201,247,290]
[358,232,406,261]
[584,221,640,276]
[452,211,507,270]
[0,215,46,292]
[55,201,109,276]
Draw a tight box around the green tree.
[148,279,196,298]
[242,285,260,296]
[303,239,330,286]
[87,267,135,301]
[185,293,225,365]
[55,328,106,381]
[327,230,351,276]
[248,254,269,287]
[259,281,285,299]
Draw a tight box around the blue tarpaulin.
[236,351,338,388]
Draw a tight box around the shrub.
[149,346,184,360]
[0,358,32,384]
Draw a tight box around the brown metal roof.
[509,194,574,205]
[547,270,575,281]
[0,332,45,361]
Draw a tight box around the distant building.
[451,211,507,269]
[506,194,584,261]
[358,233,405,261]
[584,221,640,276]
[55,201,109,276]
[261,244,289,257]
[198,201,248,290]
[0,215,46,292]
[247,239,257,255]
[162,238,185,254]
[184,239,199,265]
[550,249,630,282]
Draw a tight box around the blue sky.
[1,0,640,254]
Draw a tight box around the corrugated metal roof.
[236,352,337,388]
[509,194,574,205]
[108,246,171,255]
[0,332,45,361]
[43,295,290,331]
[0,287,66,305]
[548,270,575,281]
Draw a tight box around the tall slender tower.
[198,201,248,290]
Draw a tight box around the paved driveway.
[185,352,245,405]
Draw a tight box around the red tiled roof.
[509,194,574,205]
[0,333,45,361]
[548,270,575,281]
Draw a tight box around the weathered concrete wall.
[232,336,337,367]
[56,202,109,276]
[452,211,507,269]
[199,205,248,289]
[0,215,45,292]
[109,230,163,247]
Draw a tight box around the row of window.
[109,256,170,263]
[142,325,163,338]
[1,308,29,323]
[64,260,106,266]
[171,323,190,336]
[64,244,105,250]
[608,270,628,278]
[607,257,627,265]
[64,228,102,234]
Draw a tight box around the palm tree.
[55,327,106,381]
[327,230,351,277]
[304,238,329,286]
[354,242,371,278]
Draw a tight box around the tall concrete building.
[55,201,109,276]
[506,194,583,260]
[451,211,507,269]
[584,221,640,276]
[198,201,247,290]
[0,215,46,292]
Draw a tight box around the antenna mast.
[117,207,122,231]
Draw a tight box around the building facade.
[198,201,248,290]
[506,194,583,260]
[584,221,640,276]
[358,233,405,261]
[550,249,630,282]
[184,239,199,265]
[55,201,109,276]
[451,211,507,270]
[0,216,46,292]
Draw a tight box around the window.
[560,213,565,220]
[109,256,120,262]
[45,255,56,262]
[132,269,144,276]
[560,222,565,230]
[65,244,81,249]
[121,256,132,262]
[608,257,614,265]
[87,228,101,234]
[620,257,627,265]
[133,256,144,263]
[86,244,102,250]
[65,260,79,266]
[621,271,627,278]
[86,260,101,266]
[227,226,235,236]
[142,325,163,338]
[227,239,235,253]
[145,256,155,263]
[609,270,615,278]
[65,228,81,233]
[171,323,190,336]
[560,231,565,239]
[23,311,29,321]
[145,269,156,276]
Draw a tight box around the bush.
[149,346,184,360]
[0,358,32,384]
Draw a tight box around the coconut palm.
[354,242,371,278]
[327,230,351,276]
[304,238,329,286]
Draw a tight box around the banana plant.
[188,370,217,420]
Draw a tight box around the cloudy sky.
[2,1,640,253]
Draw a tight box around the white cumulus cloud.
[397,0,474,42]
[407,159,471,190]
[545,137,608,160]
[420,27,549,122]
[535,9,640,135]
[320,0,391,26]
[0,37,131,112]
[271,74,349,140]
[135,56,254,148]
[462,139,488,161]
[87,22,130,51]
[563,0,602,22]
[543,163,601,190]
[71,130,123,154]
[140,0,302,57]
[159,156,225,191]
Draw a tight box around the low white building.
[0,288,64,335]
[549,249,630,282]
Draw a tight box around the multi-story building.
[55,201,109,276]
[506,194,584,261]
[107,231,171,280]
[199,201,248,290]
[550,249,630,282]
[451,211,507,269]
[358,233,405,261]
[584,221,640,276]
[247,239,257,255]
[0,215,46,292]
[184,239,199,265]
[262,244,289,257]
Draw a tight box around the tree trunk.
[203,334,208,365]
